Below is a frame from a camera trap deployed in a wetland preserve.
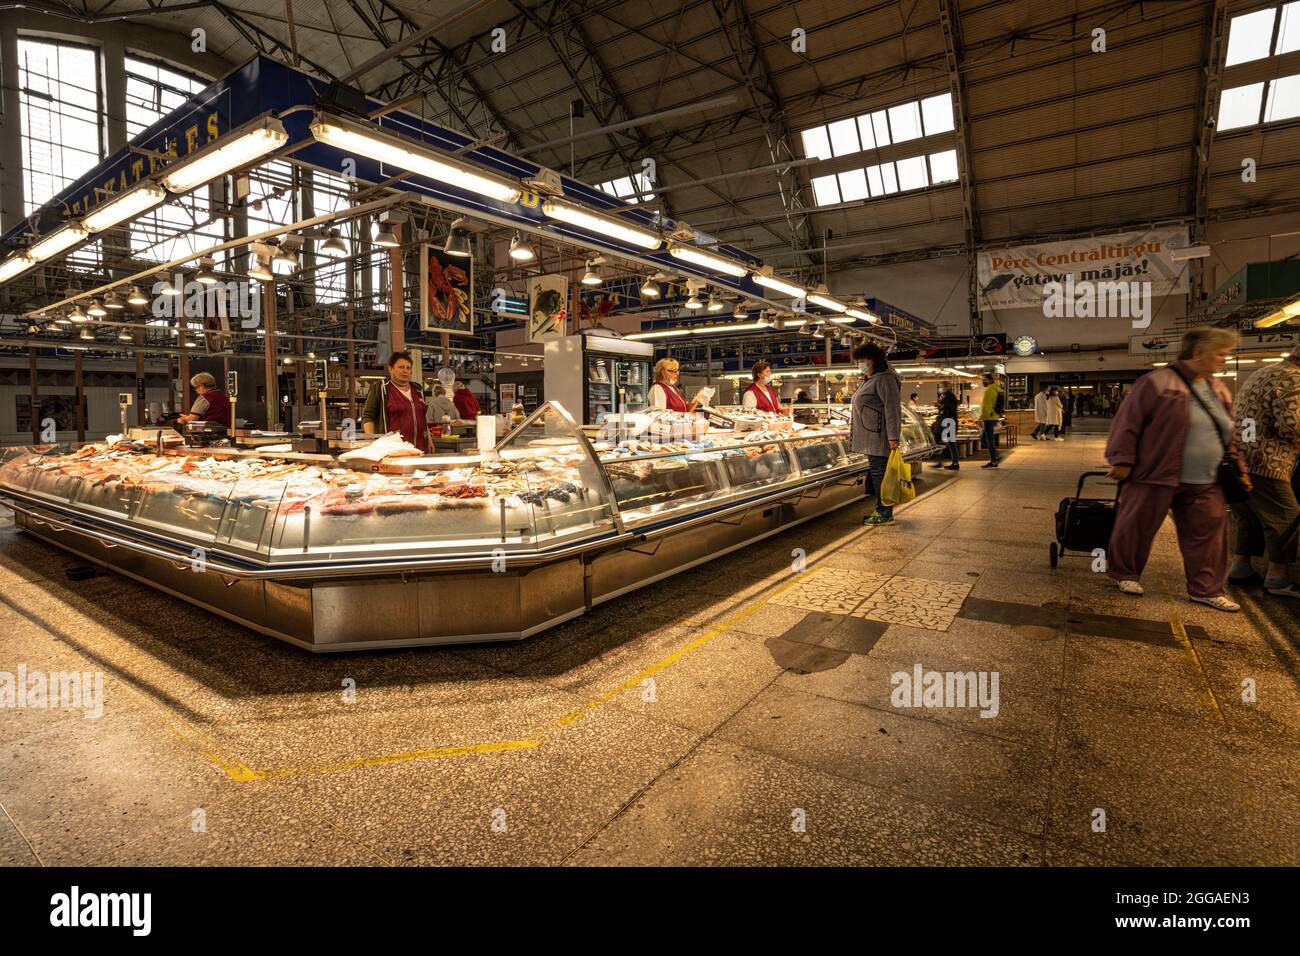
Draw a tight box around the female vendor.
[361,350,430,451]
[742,360,786,414]
[648,357,704,412]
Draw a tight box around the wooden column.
[179,350,190,417]
[388,222,404,353]
[166,355,176,413]
[74,351,85,443]
[28,348,39,443]
[262,278,277,429]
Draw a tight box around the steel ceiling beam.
[937,0,980,336]
[708,0,816,270]
[1191,0,1229,311]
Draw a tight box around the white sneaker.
[1118,580,1143,596]
[1191,594,1241,613]
[1054,437,1065,441]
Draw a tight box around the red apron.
[745,382,780,413]
[198,388,232,427]
[385,382,429,451]
[655,382,689,412]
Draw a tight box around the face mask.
[859,363,871,374]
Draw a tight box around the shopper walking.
[936,384,961,470]
[1104,327,1250,612]
[978,372,1003,468]
[1228,353,1300,597]
[1061,391,1074,433]
[1032,383,1051,440]
[850,342,902,525]
[1046,387,1065,440]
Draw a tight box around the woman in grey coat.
[850,341,903,525]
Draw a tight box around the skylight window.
[896,155,928,191]
[597,171,654,204]
[888,102,923,143]
[1264,72,1300,122]
[811,174,841,206]
[1226,7,1281,65]
[929,149,959,183]
[871,110,892,147]
[827,117,861,157]
[921,93,955,135]
[837,167,869,202]
[1280,1,1300,54]
[801,126,832,161]
[1218,82,1265,131]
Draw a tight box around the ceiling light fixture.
[640,275,660,297]
[733,302,748,319]
[104,292,124,310]
[311,113,521,204]
[752,268,806,298]
[248,254,274,282]
[196,257,218,285]
[581,260,603,286]
[79,327,94,341]
[118,329,133,342]
[669,243,747,277]
[318,228,347,257]
[0,255,35,283]
[28,223,90,262]
[509,232,535,262]
[707,292,724,312]
[127,285,149,306]
[160,116,288,193]
[69,304,88,323]
[371,221,399,248]
[808,286,847,312]
[541,199,661,250]
[443,218,471,257]
[87,299,107,317]
[83,182,167,232]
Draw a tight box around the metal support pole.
[263,279,278,429]
[74,352,85,444]
[389,222,405,353]
[28,348,39,443]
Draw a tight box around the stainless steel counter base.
[9,469,870,652]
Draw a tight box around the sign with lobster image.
[529,274,568,343]
[419,244,474,336]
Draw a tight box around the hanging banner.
[977,227,1190,312]
[419,244,474,336]
[528,274,568,342]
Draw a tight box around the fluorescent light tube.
[752,271,806,298]
[83,183,167,232]
[669,243,747,277]
[160,117,288,192]
[542,199,661,250]
[808,293,847,312]
[28,223,89,261]
[846,308,880,323]
[0,255,34,283]
[312,114,521,204]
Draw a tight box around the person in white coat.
[1032,384,1051,440]
[1045,387,1065,440]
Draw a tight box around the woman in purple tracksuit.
[1104,327,1250,612]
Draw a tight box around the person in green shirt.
[978,372,1004,468]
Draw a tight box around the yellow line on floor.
[253,738,543,780]
[1157,574,1225,723]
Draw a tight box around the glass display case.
[0,400,935,650]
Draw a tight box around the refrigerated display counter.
[0,401,935,652]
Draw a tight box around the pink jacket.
[1105,361,1247,487]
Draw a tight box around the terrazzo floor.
[1,433,1297,866]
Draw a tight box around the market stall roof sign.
[1205,260,1300,323]
[865,299,937,336]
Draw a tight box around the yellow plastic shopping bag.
[879,449,915,507]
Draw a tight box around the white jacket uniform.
[1033,390,1050,424]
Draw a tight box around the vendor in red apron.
[361,350,430,451]
[647,357,703,412]
[741,360,786,414]
[177,372,232,427]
